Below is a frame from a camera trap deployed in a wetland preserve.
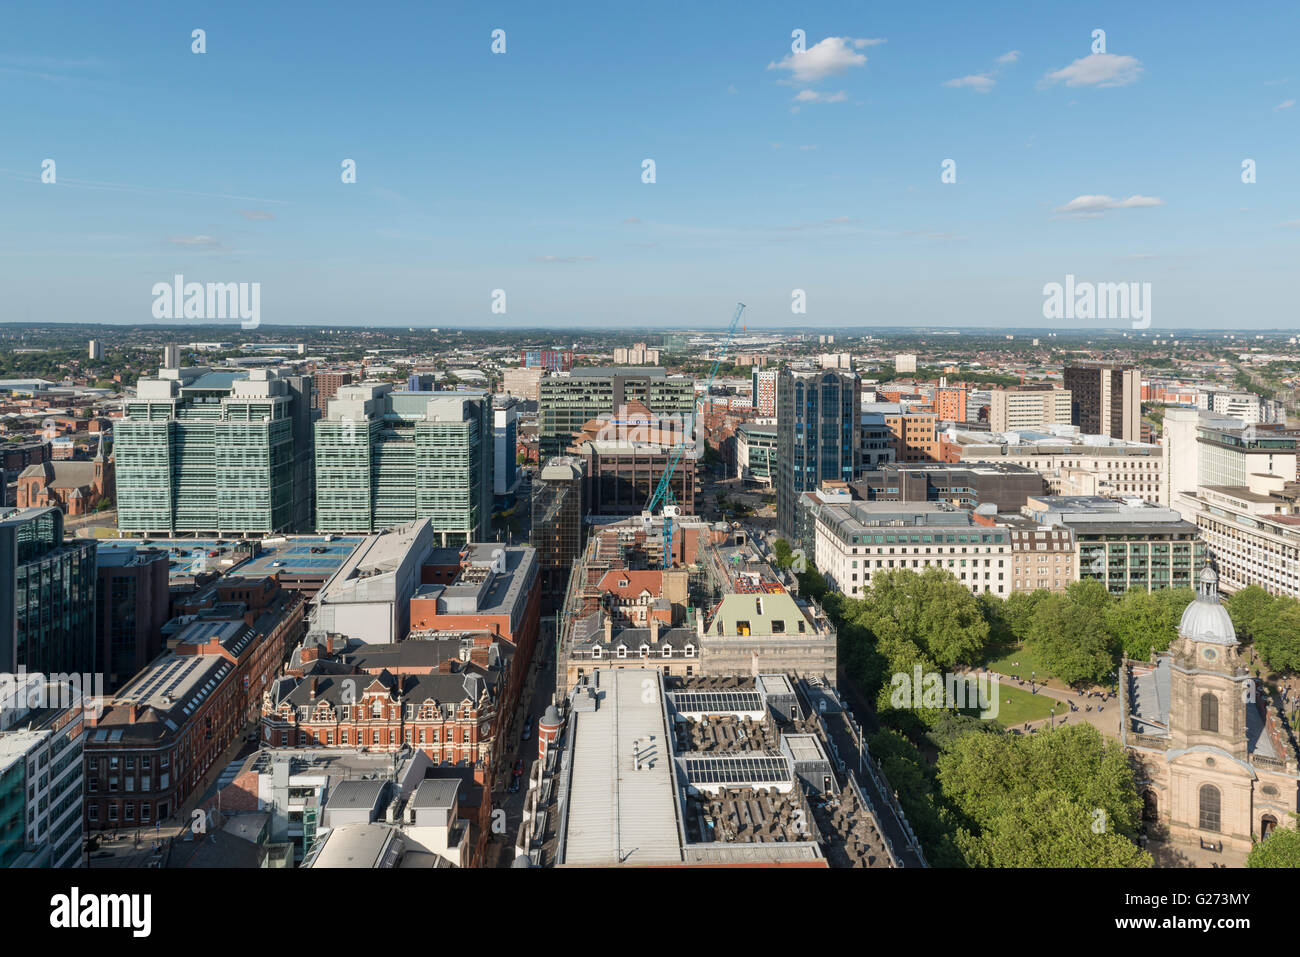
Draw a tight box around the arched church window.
[1199,692,1219,733]
[1198,784,1221,832]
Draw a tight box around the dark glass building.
[0,507,97,675]
[776,369,862,539]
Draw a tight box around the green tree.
[1253,597,1300,673]
[1248,826,1300,867]
[771,538,794,569]
[1027,580,1115,686]
[957,789,1153,868]
[1108,587,1185,662]
[862,567,990,668]
[938,723,1148,867]
[1227,585,1276,642]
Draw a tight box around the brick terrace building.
[82,580,304,829]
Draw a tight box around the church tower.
[1166,566,1250,762]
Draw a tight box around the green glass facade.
[115,370,307,536]
[315,388,492,542]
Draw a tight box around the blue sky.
[2,0,1298,329]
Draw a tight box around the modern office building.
[776,369,861,539]
[0,507,97,676]
[115,366,314,536]
[502,366,544,402]
[314,383,492,542]
[493,397,519,496]
[1024,495,1204,595]
[0,674,87,868]
[860,411,896,470]
[736,423,777,486]
[988,385,1073,433]
[1176,479,1300,599]
[952,427,1166,505]
[530,457,586,606]
[850,462,1045,512]
[538,368,695,459]
[813,501,1013,598]
[94,544,170,693]
[1062,363,1141,441]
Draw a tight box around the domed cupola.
[1178,565,1237,645]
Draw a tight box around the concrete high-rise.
[314,382,492,543]
[989,385,1073,433]
[1063,363,1141,441]
[776,368,861,539]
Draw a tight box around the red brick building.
[82,581,304,830]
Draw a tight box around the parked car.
[521,717,532,741]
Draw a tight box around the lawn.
[982,644,1050,683]
[963,682,1058,727]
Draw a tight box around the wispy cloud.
[1043,53,1143,88]
[945,50,1020,93]
[1274,99,1295,111]
[1054,194,1164,218]
[793,89,848,104]
[167,235,225,248]
[239,210,275,221]
[944,74,996,92]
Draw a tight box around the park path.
[967,668,1123,740]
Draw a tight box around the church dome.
[1179,566,1237,645]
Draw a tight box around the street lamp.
[1050,707,1055,729]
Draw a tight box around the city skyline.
[3,1,1298,328]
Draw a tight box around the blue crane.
[643,301,746,568]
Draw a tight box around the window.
[1199,784,1221,832]
[617,645,627,659]
[592,645,602,659]
[662,644,673,658]
[1200,693,1219,733]
[684,644,695,658]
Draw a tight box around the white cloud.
[1054,194,1164,217]
[1275,99,1295,111]
[621,217,641,225]
[768,37,870,84]
[944,73,996,92]
[1043,53,1143,88]
[793,89,848,103]
[167,235,223,247]
[239,209,275,221]
[853,38,887,48]
[996,50,1020,65]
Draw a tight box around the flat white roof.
[563,669,683,866]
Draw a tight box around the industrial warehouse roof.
[561,669,684,866]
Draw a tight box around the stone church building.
[1122,566,1299,859]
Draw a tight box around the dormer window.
[592,645,602,659]
[639,644,650,658]
[684,644,695,658]
[662,644,673,658]
[617,645,628,659]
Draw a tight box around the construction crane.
[643,302,746,568]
